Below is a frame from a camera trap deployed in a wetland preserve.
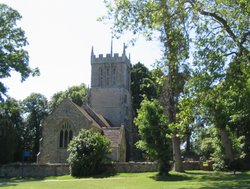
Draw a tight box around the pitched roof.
[102,126,125,147]
[63,99,103,130]
[83,104,111,128]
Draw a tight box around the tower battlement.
[91,53,130,64]
[91,43,131,65]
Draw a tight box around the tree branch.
[240,31,250,46]
[199,10,238,44]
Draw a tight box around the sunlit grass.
[1,170,250,189]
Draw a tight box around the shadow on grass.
[0,183,17,188]
[92,172,117,178]
[72,172,117,179]
[151,171,250,189]
[150,173,192,182]
[0,176,46,188]
[196,172,250,189]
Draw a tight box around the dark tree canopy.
[131,62,157,114]
[0,97,22,163]
[22,93,48,160]
[49,83,87,112]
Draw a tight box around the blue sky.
[1,0,162,100]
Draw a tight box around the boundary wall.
[0,161,212,178]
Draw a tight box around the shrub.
[67,129,111,177]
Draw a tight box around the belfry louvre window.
[59,122,73,148]
[99,68,103,86]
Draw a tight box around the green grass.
[1,171,250,189]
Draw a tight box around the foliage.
[0,4,39,101]
[191,125,246,171]
[67,129,111,177]
[49,83,87,112]
[0,97,23,162]
[175,0,250,167]
[131,62,157,114]
[189,0,250,129]
[134,98,172,175]
[22,93,48,160]
[0,117,18,164]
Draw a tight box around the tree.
[134,98,172,175]
[49,83,87,112]
[22,93,48,161]
[0,97,24,163]
[0,116,18,164]
[0,4,39,101]
[131,62,157,114]
[182,0,250,166]
[67,129,111,177]
[102,0,190,172]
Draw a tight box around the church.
[37,44,134,163]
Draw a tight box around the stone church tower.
[89,43,134,160]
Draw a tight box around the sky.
[1,0,162,101]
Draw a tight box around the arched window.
[106,67,110,85]
[64,130,68,148]
[112,67,116,85]
[59,130,63,148]
[59,122,73,148]
[99,68,103,86]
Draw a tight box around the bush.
[67,129,111,177]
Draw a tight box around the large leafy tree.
[134,98,172,175]
[102,0,190,172]
[0,4,39,100]
[49,83,87,112]
[175,0,250,169]
[22,93,48,160]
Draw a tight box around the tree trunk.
[160,1,184,172]
[159,161,170,176]
[219,128,234,163]
[185,129,191,155]
[172,135,184,172]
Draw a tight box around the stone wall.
[0,162,158,178]
[0,163,69,178]
[182,161,213,171]
[0,161,212,178]
[109,162,159,173]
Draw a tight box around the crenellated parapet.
[91,43,131,66]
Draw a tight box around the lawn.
[1,171,250,189]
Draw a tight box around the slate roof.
[66,99,110,128]
[83,104,111,128]
[102,126,124,147]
